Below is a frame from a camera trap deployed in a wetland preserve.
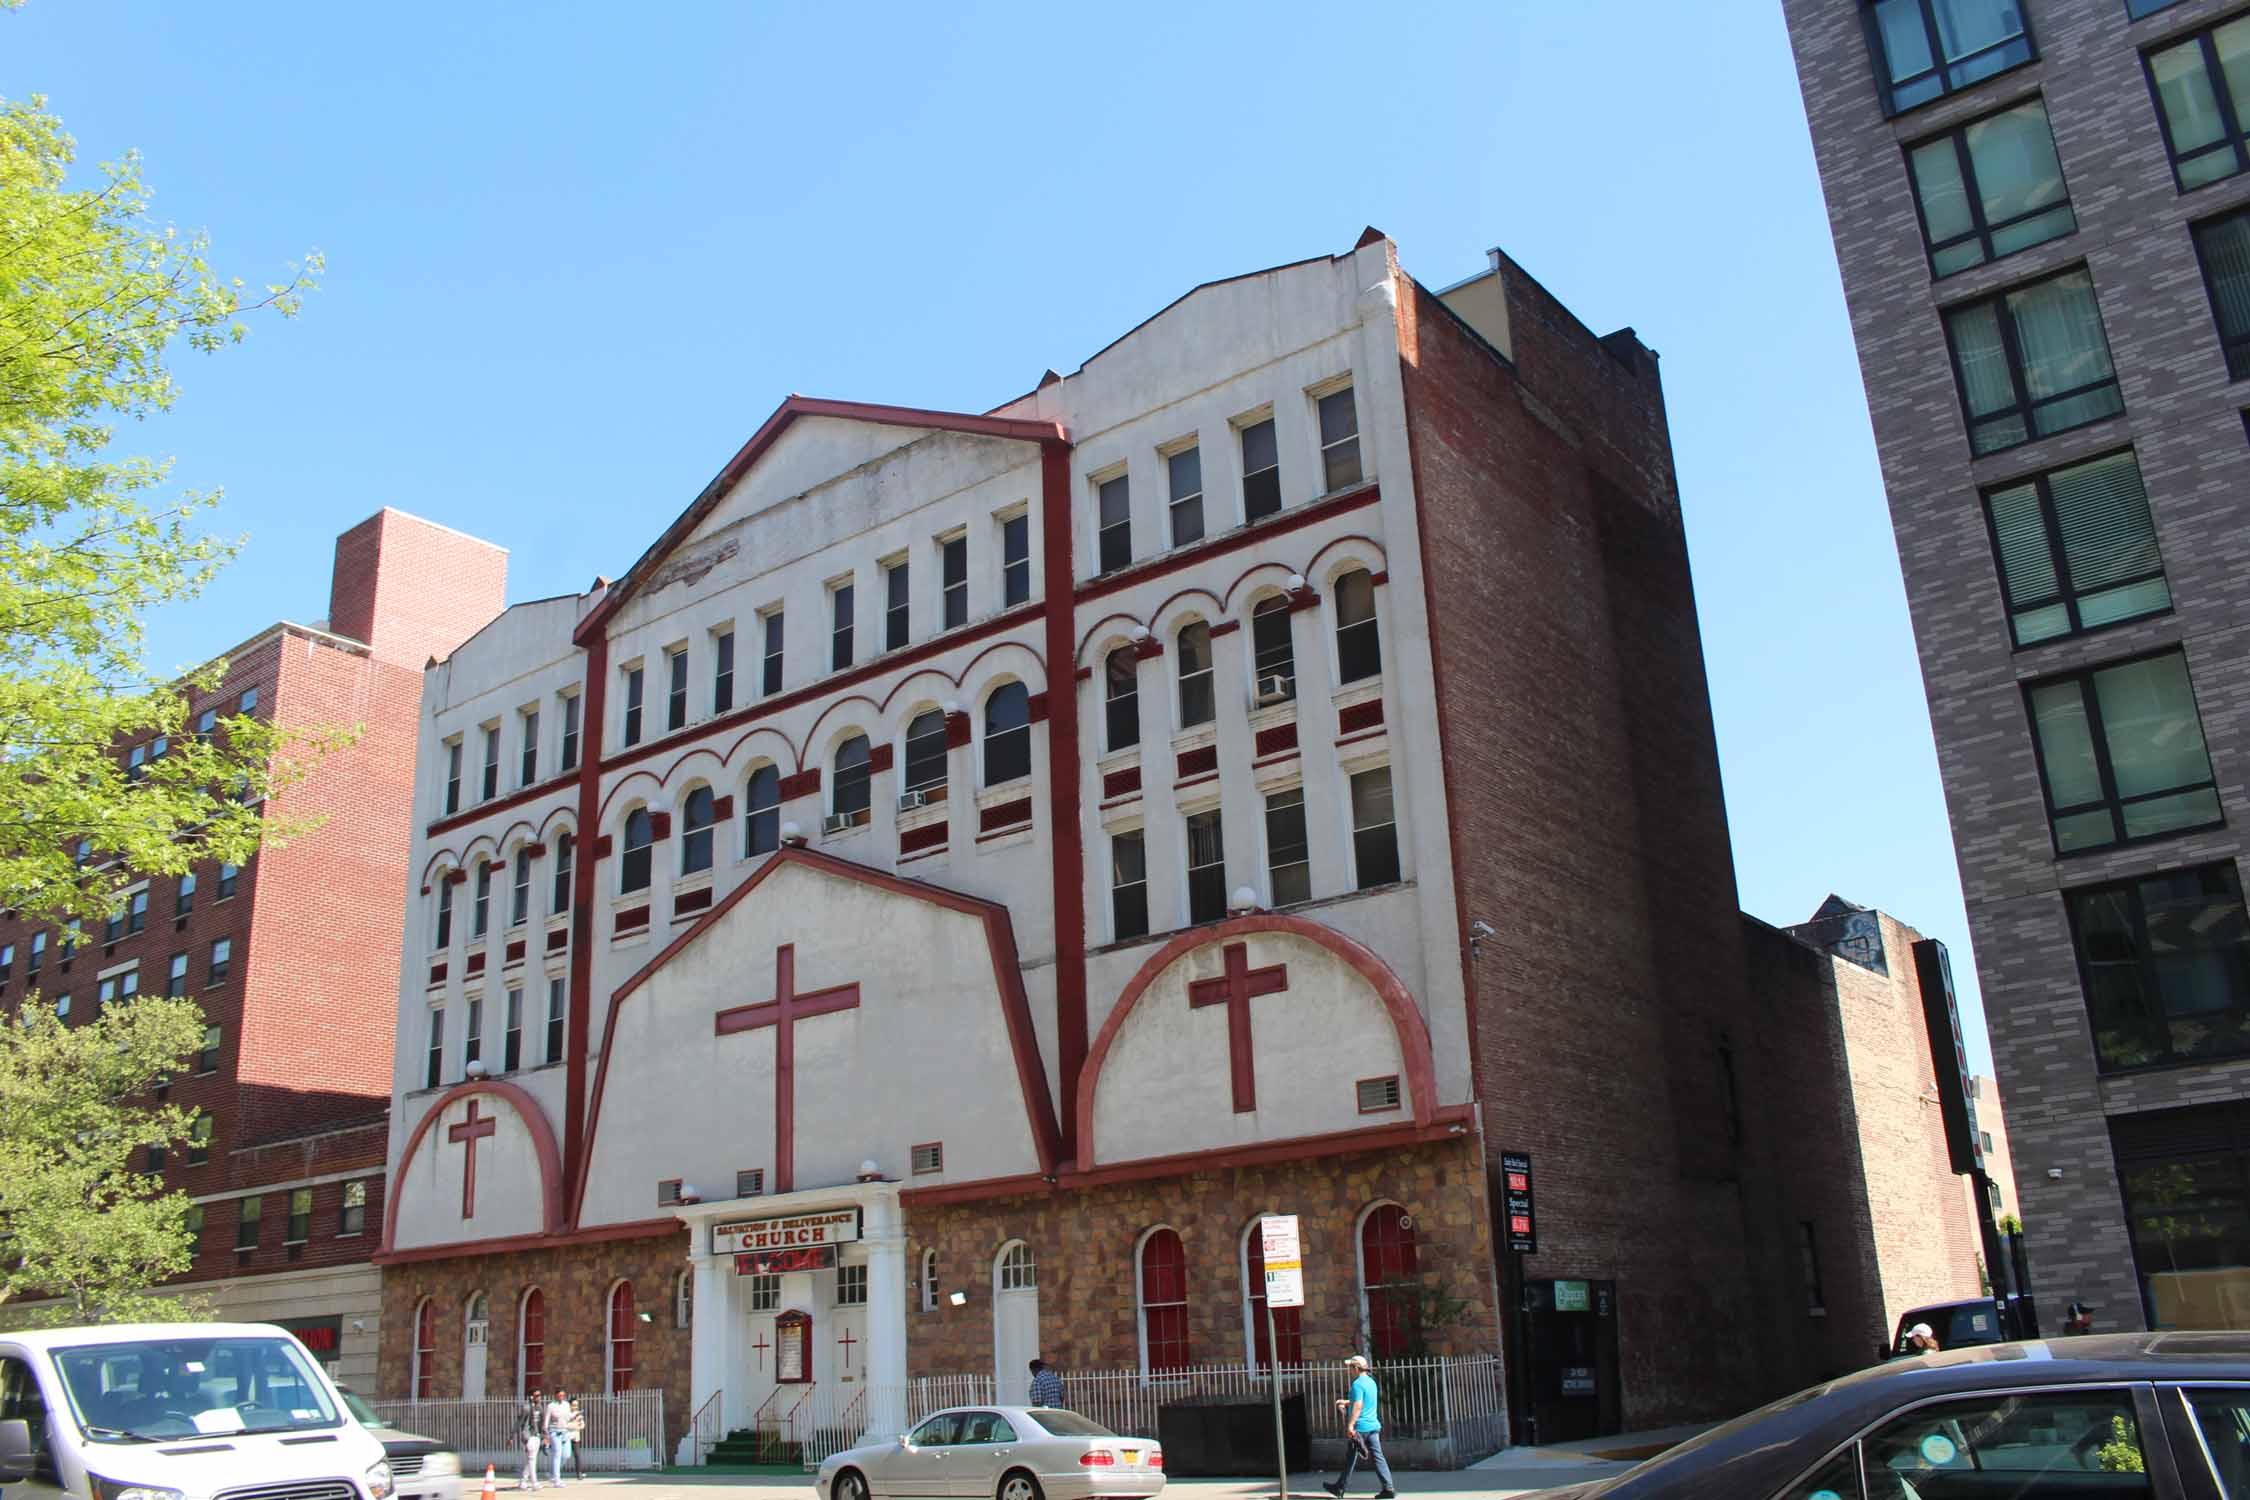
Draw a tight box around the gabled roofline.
[573,396,1069,648]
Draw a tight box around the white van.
[0,1321,394,1498]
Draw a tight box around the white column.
[864,1193,910,1439]
[687,1244,729,1463]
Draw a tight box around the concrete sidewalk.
[483,1464,1644,1498]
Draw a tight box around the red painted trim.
[945,713,972,750]
[444,869,468,887]
[648,810,672,841]
[978,798,1033,834]
[1334,729,1386,751]
[575,398,1066,648]
[1026,691,1049,725]
[1073,484,1381,606]
[593,834,614,860]
[1102,767,1141,799]
[1177,745,1218,780]
[428,962,447,986]
[1174,772,1219,795]
[1040,439,1089,1164]
[867,742,894,774]
[1073,912,1442,1166]
[898,1172,1055,1208]
[380,1079,564,1255]
[545,926,569,953]
[426,773,577,838]
[1368,571,1390,587]
[571,844,1063,1222]
[1186,942,1290,1113]
[615,905,649,933]
[373,1216,683,1267]
[1061,1107,1472,1189]
[712,796,735,821]
[899,822,948,855]
[1337,699,1384,735]
[564,635,609,1195]
[465,952,486,977]
[778,769,821,801]
[1253,723,1299,758]
[504,939,526,966]
[1208,620,1241,639]
[674,886,713,915]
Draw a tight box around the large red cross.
[446,1100,498,1219]
[837,1327,858,1369]
[752,1330,771,1369]
[714,944,862,1194]
[1187,942,1291,1113]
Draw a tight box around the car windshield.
[52,1334,342,1443]
[1028,1409,1116,1438]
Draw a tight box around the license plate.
[1120,1450,1141,1465]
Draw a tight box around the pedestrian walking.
[1027,1358,1066,1408]
[1323,1354,1394,1499]
[567,1397,587,1479]
[543,1386,574,1486]
[519,1385,546,1491]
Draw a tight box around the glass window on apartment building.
[1905,97,2074,276]
[2148,14,2250,191]
[2026,649,2221,853]
[2070,862,2250,1072]
[1942,266,2122,455]
[1983,448,2170,646]
[1863,0,2035,116]
[2192,206,2250,378]
[2113,1101,2250,1329]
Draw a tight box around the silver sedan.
[820,1405,1166,1500]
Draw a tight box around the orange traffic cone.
[480,1463,497,1499]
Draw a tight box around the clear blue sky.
[6,2,1993,1071]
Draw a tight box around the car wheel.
[998,1469,1043,1500]
[838,1468,871,1500]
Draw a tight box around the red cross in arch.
[714,944,862,1194]
[752,1330,771,1369]
[1188,942,1291,1114]
[837,1327,858,1370]
[446,1099,498,1219]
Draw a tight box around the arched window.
[411,1297,436,1400]
[984,683,1031,786]
[465,1291,489,1342]
[680,786,717,875]
[1105,647,1140,751]
[1177,622,1215,729]
[1359,1204,1419,1359]
[1252,596,1296,702]
[903,710,949,795]
[998,1241,1036,1291]
[744,765,781,855]
[518,1287,546,1397]
[1335,569,1381,683]
[921,1249,940,1312]
[832,736,872,823]
[434,880,455,950]
[1244,1220,1303,1371]
[1138,1228,1190,1373]
[621,808,654,893]
[607,1280,637,1393]
[676,1269,694,1330]
[551,832,575,915]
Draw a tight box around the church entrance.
[993,1241,1039,1403]
[461,1294,489,1402]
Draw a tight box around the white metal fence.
[371,1389,666,1472]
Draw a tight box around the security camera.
[1468,920,1496,940]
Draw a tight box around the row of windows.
[114,686,260,784]
[180,1180,370,1259]
[14,939,236,1031]
[445,694,580,815]
[1862,2,2190,123]
[409,1283,638,1400]
[433,836,575,949]
[425,974,567,1091]
[0,864,238,993]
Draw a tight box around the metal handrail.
[759,1383,815,1463]
[690,1386,723,1465]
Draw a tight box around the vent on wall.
[736,1168,765,1198]
[1356,1076,1402,1114]
[911,1142,944,1175]
[657,1178,683,1207]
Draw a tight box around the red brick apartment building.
[0,510,504,1386]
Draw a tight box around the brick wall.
[176,1119,387,1285]
[328,509,509,669]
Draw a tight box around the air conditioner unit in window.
[898,788,928,813]
[1255,675,1294,707]
[822,812,855,835]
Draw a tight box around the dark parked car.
[1539,1331,2250,1499]
[1884,1296,2039,1360]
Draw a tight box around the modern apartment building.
[1785,0,2250,1331]
[0,510,505,1384]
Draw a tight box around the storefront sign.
[1502,1151,1536,1254]
[735,1245,838,1276]
[1554,1280,1590,1312]
[1259,1214,1304,1309]
[279,1316,342,1356]
[713,1208,861,1257]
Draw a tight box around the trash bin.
[1155,1392,1309,1476]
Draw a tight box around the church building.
[374,230,1956,1458]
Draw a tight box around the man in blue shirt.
[1323,1354,1395,1498]
[1027,1358,1066,1408]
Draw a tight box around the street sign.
[1260,1214,1304,1309]
[1502,1151,1536,1254]
[1554,1279,1590,1312]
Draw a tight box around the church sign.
[735,1245,838,1276]
[713,1208,862,1257]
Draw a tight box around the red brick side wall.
[175,1121,388,1285]
[328,509,508,669]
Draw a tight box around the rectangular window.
[762,610,785,696]
[464,995,483,1071]
[168,953,188,998]
[127,889,146,935]
[286,1188,312,1245]
[511,848,531,927]
[473,864,492,938]
[2027,650,2220,853]
[2072,863,2250,1071]
[713,629,736,715]
[480,724,500,801]
[0,944,12,984]
[207,937,231,986]
[1185,809,1227,925]
[237,1195,262,1251]
[198,1024,220,1074]
[546,976,566,1063]
[837,1264,868,1306]
[196,707,217,737]
[217,863,237,900]
[1097,474,1132,575]
[176,872,195,918]
[911,1141,944,1174]
[1112,831,1149,942]
[435,881,454,950]
[749,1274,781,1312]
[2193,205,2250,378]
[1943,266,2122,455]
[666,646,689,732]
[736,1168,765,1198]
[1002,515,1030,606]
[340,1180,367,1236]
[148,1142,167,1173]
[1351,767,1402,889]
[1983,448,2169,646]
[444,740,463,815]
[239,686,257,716]
[1240,417,1281,522]
[426,1006,445,1090]
[187,1114,212,1165]
[2129,0,2185,14]
[504,987,523,1073]
[621,664,645,746]
[1167,446,1205,547]
[1799,1222,1826,1312]
[553,833,575,915]
[1864,0,2034,115]
[2148,14,2250,190]
[884,559,910,652]
[1317,386,1362,492]
[830,582,855,671]
[26,933,41,976]
[1265,788,1312,907]
[559,692,580,772]
[941,535,968,629]
[519,707,539,786]
[1906,97,2075,276]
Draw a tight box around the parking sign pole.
[1268,1299,1287,1500]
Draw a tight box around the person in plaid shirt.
[1027,1359,1066,1408]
